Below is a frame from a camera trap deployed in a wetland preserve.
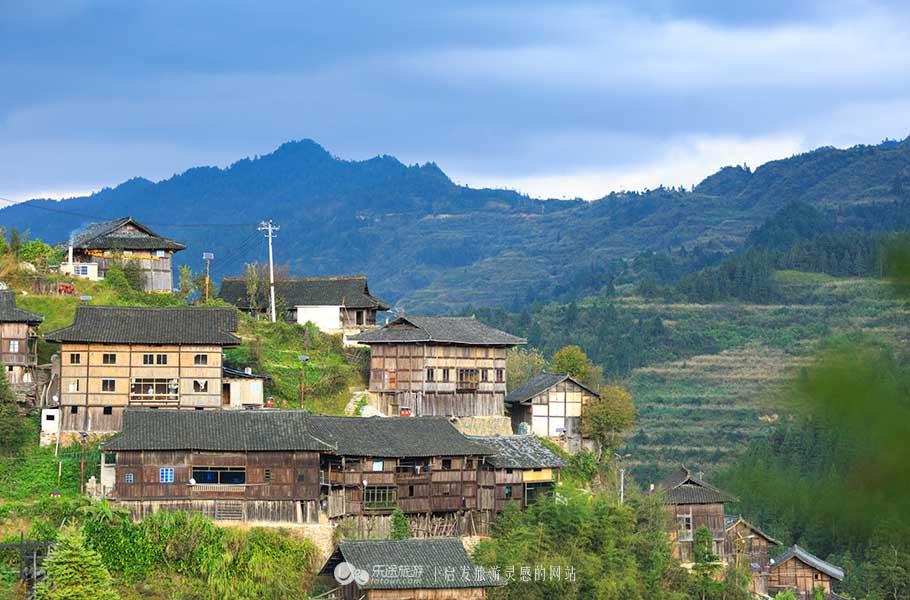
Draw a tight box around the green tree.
[177,264,195,301]
[773,592,798,600]
[193,273,216,304]
[122,260,145,291]
[0,368,27,454]
[581,384,636,460]
[35,525,120,600]
[8,228,24,257]
[18,239,58,270]
[550,345,604,388]
[506,347,546,390]
[692,525,720,600]
[389,507,410,540]
[244,263,259,313]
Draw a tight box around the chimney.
[68,243,74,268]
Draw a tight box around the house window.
[372,460,384,472]
[297,473,306,483]
[194,354,208,366]
[9,340,19,353]
[481,369,488,382]
[69,353,81,364]
[442,368,450,382]
[70,406,78,414]
[191,467,246,485]
[124,472,134,484]
[45,413,55,421]
[441,458,452,471]
[156,250,166,258]
[504,485,513,499]
[156,354,168,365]
[75,265,89,276]
[496,369,505,382]
[193,380,208,393]
[68,380,80,392]
[506,468,513,475]
[103,406,113,415]
[356,310,364,326]
[264,469,273,483]
[159,468,174,484]
[102,353,116,365]
[407,485,415,497]
[101,379,116,392]
[363,486,397,509]
[143,354,154,365]
[131,379,178,402]
[457,368,479,391]
[426,368,435,382]
[678,515,693,541]
[466,459,474,469]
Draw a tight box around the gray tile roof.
[657,466,737,505]
[322,538,500,589]
[102,409,333,452]
[103,411,493,458]
[219,275,389,310]
[351,316,525,346]
[470,435,566,469]
[772,545,844,581]
[308,416,493,457]
[505,372,599,405]
[724,515,782,545]
[0,290,43,324]
[45,306,240,346]
[68,217,186,251]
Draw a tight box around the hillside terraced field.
[620,274,910,483]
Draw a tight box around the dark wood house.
[470,435,564,512]
[62,216,186,292]
[320,538,500,600]
[101,409,565,528]
[725,515,781,597]
[0,289,43,403]
[219,275,388,344]
[656,466,737,565]
[46,306,239,436]
[351,316,525,417]
[768,545,844,599]
[504,373,599,445]
[101,409,328,522]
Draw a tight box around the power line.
[0,196,258,228]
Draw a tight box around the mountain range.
[2,136,909,312]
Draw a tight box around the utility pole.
[202,252,214,303]
[258,220,279,322]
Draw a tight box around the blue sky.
[2,0,909,201]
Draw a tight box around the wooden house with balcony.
[655,466,737,565]
[46,306,239,436]
[724,515,781,596]
[219,275,388,345]
[768,545,844,600]
[0,289,43,403]
[320,538,500,600]
[351,316,525,417]
[60,216,186,292]
[470,435,565,512]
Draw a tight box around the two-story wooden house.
[46,306,239,436]
[0,289,43,403]
[219,275,388,344]
[656,466,737,565]
[100,409,565,529]
[60,216,186,292]
[504,373,600,445]
[351,316,525,417]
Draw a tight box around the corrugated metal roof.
[351,316,525,346]
[45,306,239,346]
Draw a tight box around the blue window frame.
[124,472,134,484]
[159,467,174,484]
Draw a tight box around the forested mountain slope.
[2,136,909,312]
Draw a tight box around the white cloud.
[451,133,805,199]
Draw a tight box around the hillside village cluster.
[2,216,843,599]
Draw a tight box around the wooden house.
[101,409,327,522]
[351,316,525,417]
[768,545,844,599]
[100,409,565,528]
[0,289,43,403]
[724,515,781,596]
[656,466,737,564]
[504,373,599,444]
[470,435,564,512]
[221,366,271,409]
[219,275,388,344]
[320,538,500,600]
[60,216,186,292]
[46,306,239,436]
